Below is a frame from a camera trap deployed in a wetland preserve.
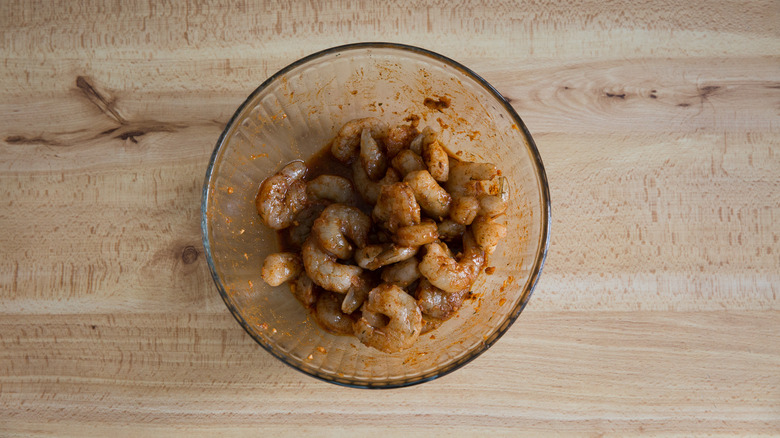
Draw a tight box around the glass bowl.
[201,43,550,388]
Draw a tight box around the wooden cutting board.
[1,1,777,435]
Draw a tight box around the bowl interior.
[203,44,549,387]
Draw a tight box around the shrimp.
[372,182,421,233]
[311,204,371,260]
[352,160,401,205]
[449,196,480,225]
[422,136,449,182]
[331,117,388,163]
[470,215,507,254]
[446,160,498,197]
[306,175,356,205]
[315,291,355,335]
[360,128,387,181]
[478,176,509,217]
[409,127,436,155]
[355,244,418,270]
[359,304,389,328]
[255,161,308,229]
[342,273,373,314]
[353,284,423,353]
[418,231,485,293]
[393,221,438,247]
[437,219,466,241]
[290,272,318,307]
[301,237,362,294]
[261,252,303,286]
[380,257,420,288]
[385,124,420,158]
[415,278,468,320]
[403,170,451,220]
[390,149,426,177]
[288,203,327,248]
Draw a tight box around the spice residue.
[423,95,451,111]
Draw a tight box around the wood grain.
[1,0,778,435]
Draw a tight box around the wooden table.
[1,1,778,435]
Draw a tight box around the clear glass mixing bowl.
[202,43,550,388]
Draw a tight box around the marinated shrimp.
[254,117,513,353]
[311,203,371,260]
[471,215,508,254]
[393,221,439,247]
[391,149,426,177]
[331,117,388,163]
[384,124,419,158]
[288,203,327,248]
[261,252,303,286]
[306,175,356,205]
[255,161,308,229]
[355,244,418,270]
[422,135,449,182]
[416,278,468,320]
[341,273,373,314]
[316,291,355,335]
[360,128,387,181]
[352,159,400,205]
[449,196,480,225]
[372,182,421,233]
[418,231,485,293]
[404,170,451,220]
[290,272,318,307]
[353,284,423,353]
[436,219,466,241]
[301,237,362,294]
[446,161,498,197]
[380,257,420,287]
[478,176,509,217]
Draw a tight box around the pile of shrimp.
[255,117,508,353]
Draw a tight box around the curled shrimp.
[422,135,449,182]
[470,215,507,254]
[409,127,436,155]
[316,290,355,335]
[391,149,426,177]
[301,237,362,294]
[403,170,452,220]
[380,257,420,288]
[261,252,303,286]
[255,161,308,229]
[311,203,371,260]
[306,175,356,205]
[288,203,327,248]
[446,160,498,197]
[354,283,423,353]
[360,128,387,181]
[478,176,509,217]
[418,231,485,293]
[352,160,400,205]
[372,182,421,233]
[385,124,420,158]
[449,196,480,225]
[290,272,319,307]
[341,273,373,314]
[415,278,468,320]
[331,117,388,163]
[437,219,466,241]
[393,221,439,247]
[355,244,418,270]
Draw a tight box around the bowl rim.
[201,42,551,389]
